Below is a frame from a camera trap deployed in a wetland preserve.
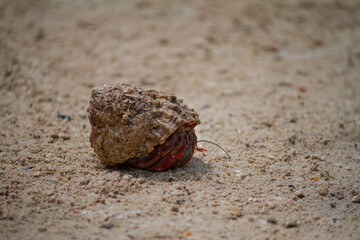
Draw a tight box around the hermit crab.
[88,83,207,171]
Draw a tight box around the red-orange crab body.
[125,123,198,171]
[88,83,201,171]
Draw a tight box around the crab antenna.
[197,140,231,160]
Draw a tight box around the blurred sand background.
[1,0,360,239]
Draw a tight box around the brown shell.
[88,83,200,165]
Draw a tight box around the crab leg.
[174,145,194,167]
[147,135,186,171]
[124,131,198,171]
[158,133,177,157]
[125,134,177,169]
[173,131,197,167]
[124,151,161,169]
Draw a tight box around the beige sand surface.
[1,0,359,239]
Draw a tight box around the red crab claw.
[147,135,186,171]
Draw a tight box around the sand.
[1,0,359,239]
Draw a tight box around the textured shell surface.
[88,83,200,165]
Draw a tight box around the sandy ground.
[1,0,360,239]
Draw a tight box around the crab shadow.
[103,157,214,182]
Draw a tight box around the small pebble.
[278,81,292,87]
[57,113,71,120]
[35,29,45,41]
[171,205,179,212]
[50,134,59,139]
[240,174,247,180]
[350,190,358,196]
[229,208,242,218]
[122,174,132,180]
[284,219,300,228]
[318,188,329,196]
[268,202,277,209]
[259,219,268,225]
[267,216,277,224]
[138,178,145,184]
[102,223,114,229]
[290,118,297,123]
[352,195,360,203]
[295,191,305,198]
[298,86,306,93]
[80,179,90,185]
[62,135,71,140]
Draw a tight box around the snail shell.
[88,83,200,165]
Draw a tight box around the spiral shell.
[88,83,200,165]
